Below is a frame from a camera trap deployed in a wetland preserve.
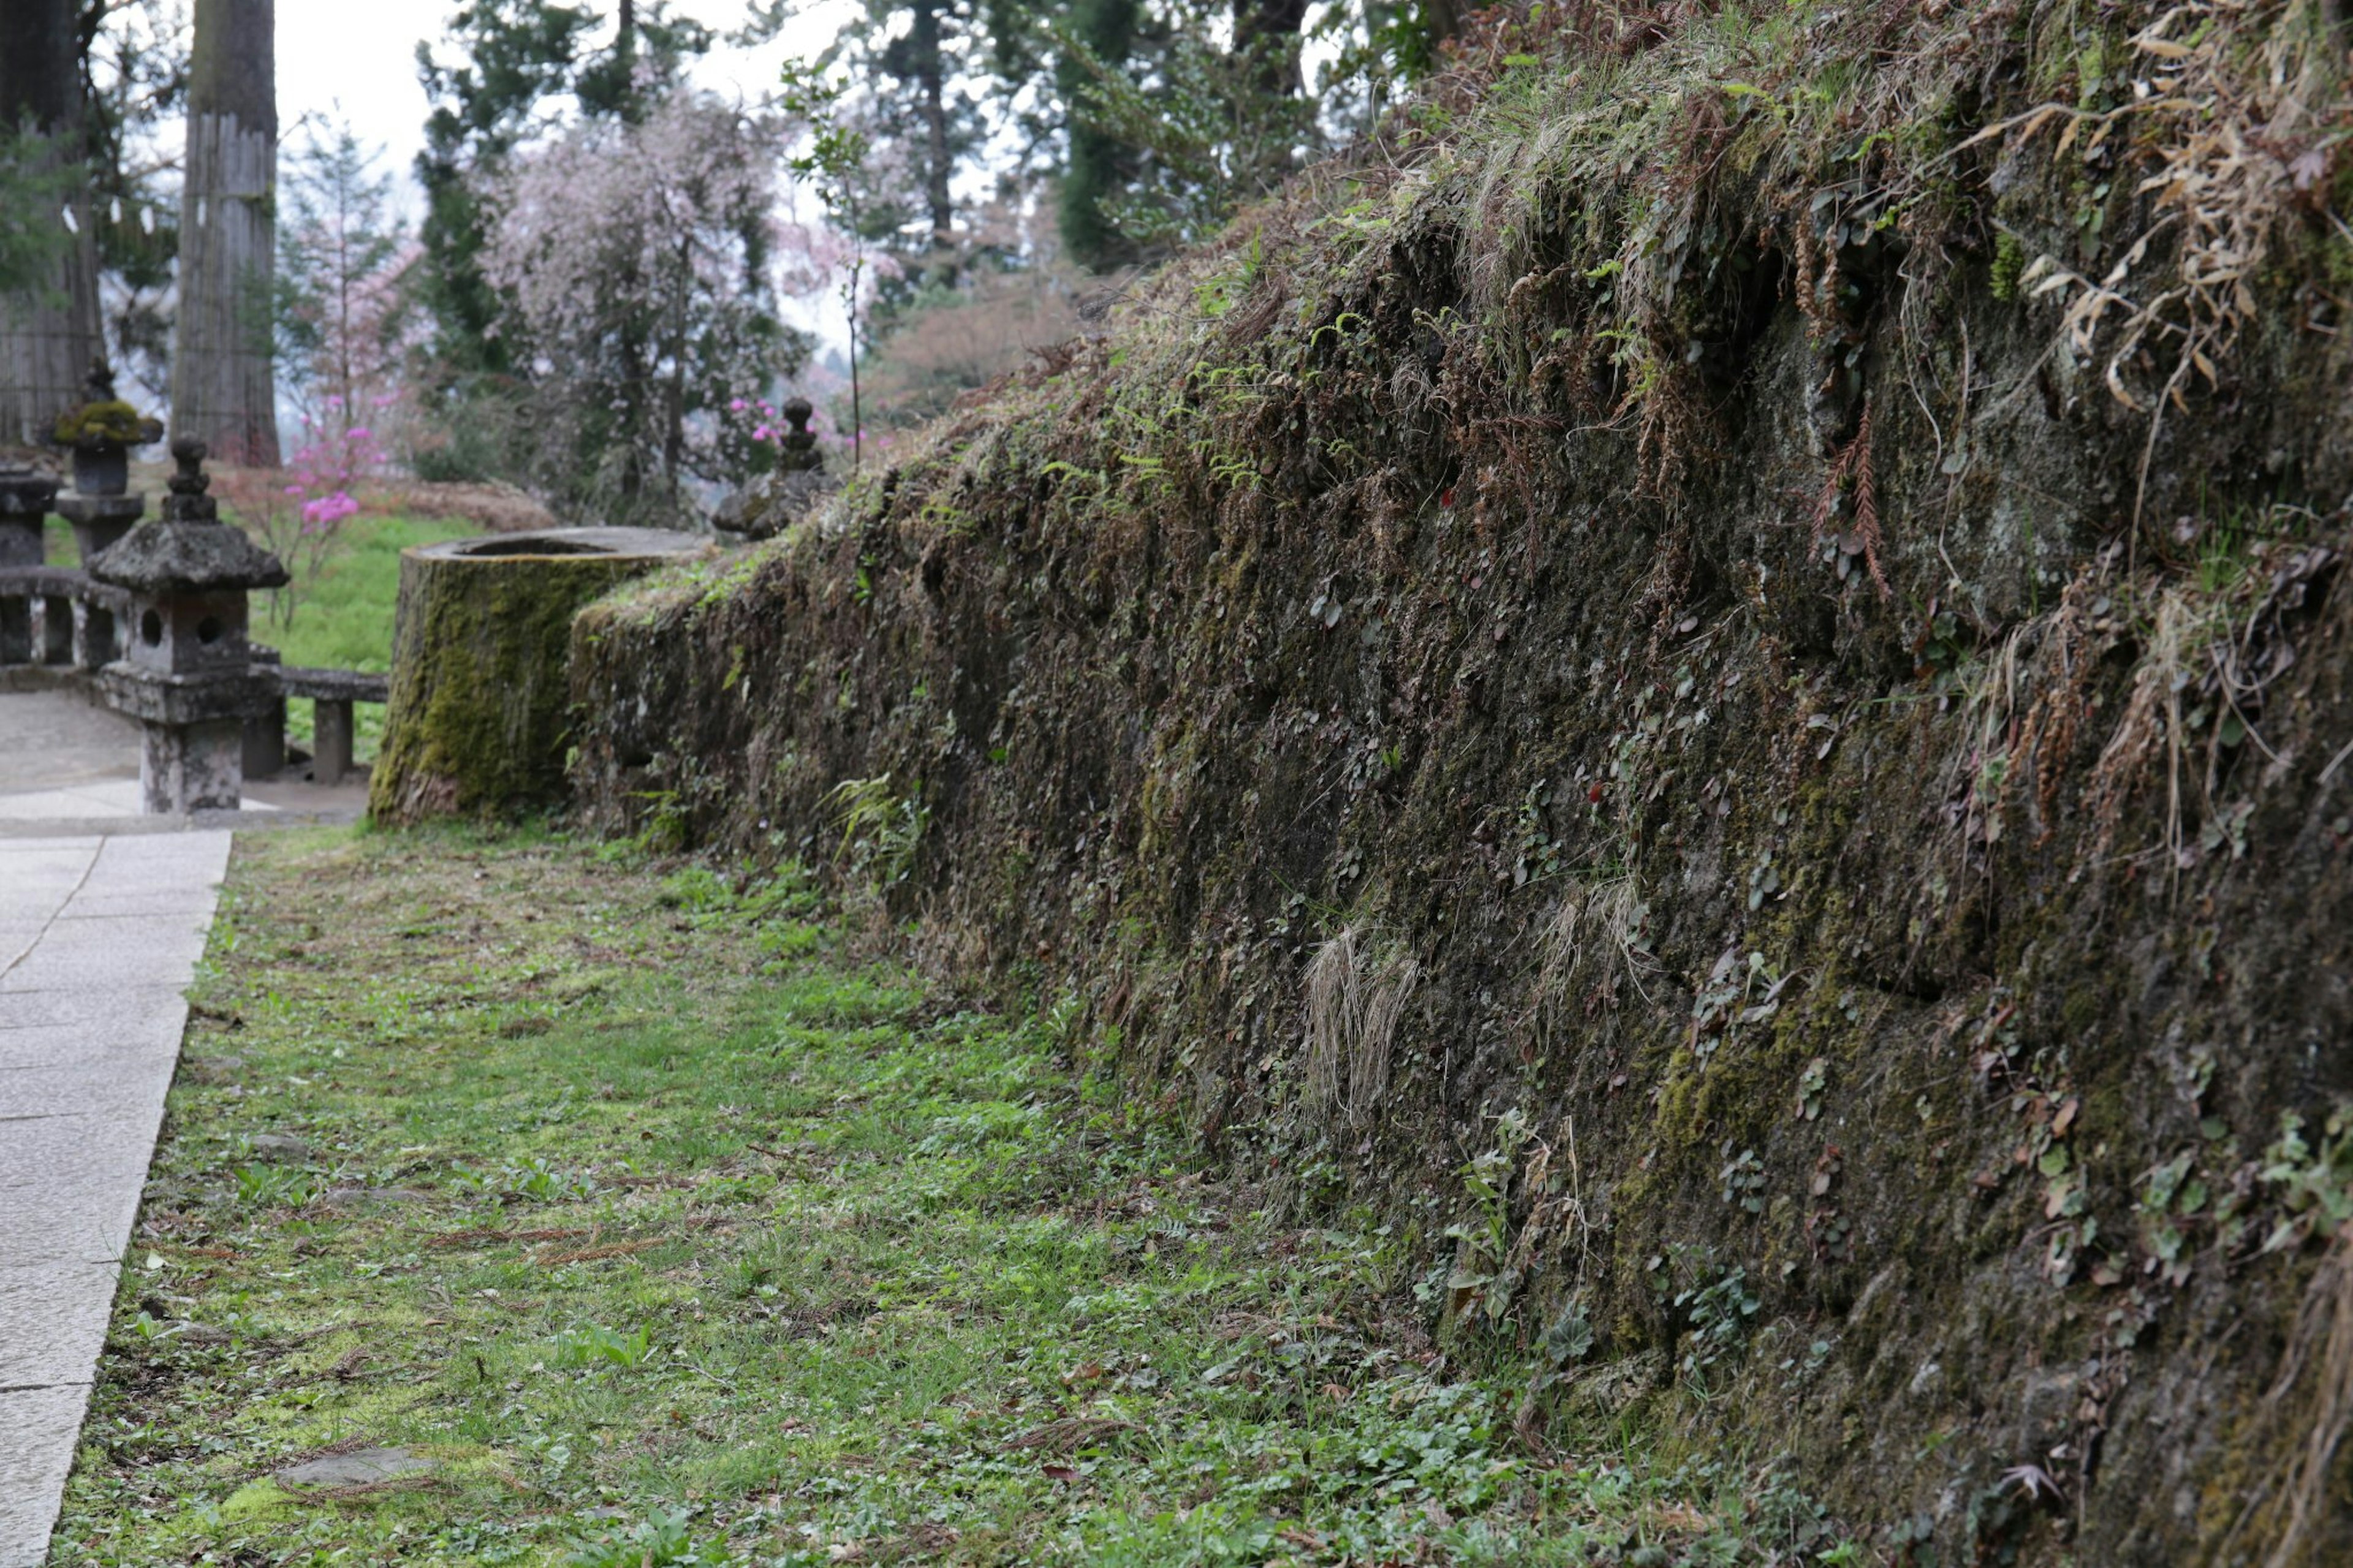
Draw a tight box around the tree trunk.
[1233,0,1311,97]
[912,0,953,258]
[1056,0,1140,272]
[170,0,278,466]
[0,0,103,448]
[1422,0,1461,53]
[369,527,711,824]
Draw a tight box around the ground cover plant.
[52,827,1850,1566]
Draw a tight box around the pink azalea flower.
[300,491,360,528]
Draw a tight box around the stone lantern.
[90,435,288,813]
[51,360,161,545]
[714,396,835,541]
[52,362,161,667]
[0,459,62,665]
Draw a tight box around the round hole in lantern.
[197,616,224,645]
[140,610,162,646]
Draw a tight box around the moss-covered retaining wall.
[569,5,2353,1558]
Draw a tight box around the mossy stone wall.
[566,8,2353,1558]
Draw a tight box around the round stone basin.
[414,526,712,564]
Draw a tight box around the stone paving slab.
[0,784,152,822]
[0,928,213,994]
[0,1113,178,1257]
[0,1387,94,1554]
[0,828,229,1567]
[53,889,232,919]
[0,1061,173,1121]
[0,1261,120,1388]
[0,1021,184,1078]
[0,988,203,1035]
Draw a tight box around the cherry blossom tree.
[477,89,809,525]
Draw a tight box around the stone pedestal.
[314,699,355,785]
[243,645,286,778]
[56,493,146,566]
[96,662,284,812]
[70,599,118,670]
[140,718,246,812]
[37,595,71,663]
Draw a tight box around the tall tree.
[0,0,105,447]
[1053,0,1142,271]
[276,122,408,440]
[881,0,962,260]
[170,0,276,463]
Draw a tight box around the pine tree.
[413,0,602,385]
[276,123,407,439]
[1053,0,1142,272]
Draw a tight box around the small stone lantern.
[52,360,162,501]
[53,362,161,667]
[0,458,56,566]
[0,459,62,665]
[714,396,835,541]
[90,436,288,813]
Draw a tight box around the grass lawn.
[50,830,1843,1566]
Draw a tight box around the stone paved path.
[0,830,231,1563]
[0,686,369,1561]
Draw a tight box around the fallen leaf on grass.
[425,1226,594,1249]
[535,1238,663,1267]
[1004,1417,1139,1453]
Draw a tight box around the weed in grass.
[232,1164,315,1209]
[549,1323,657,1369]
[566,1507,726,1566]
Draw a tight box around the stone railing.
[0,565,134,673]
[0,563,384,789]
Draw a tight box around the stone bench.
[276,666,390,787]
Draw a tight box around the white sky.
[275,0,856,218]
